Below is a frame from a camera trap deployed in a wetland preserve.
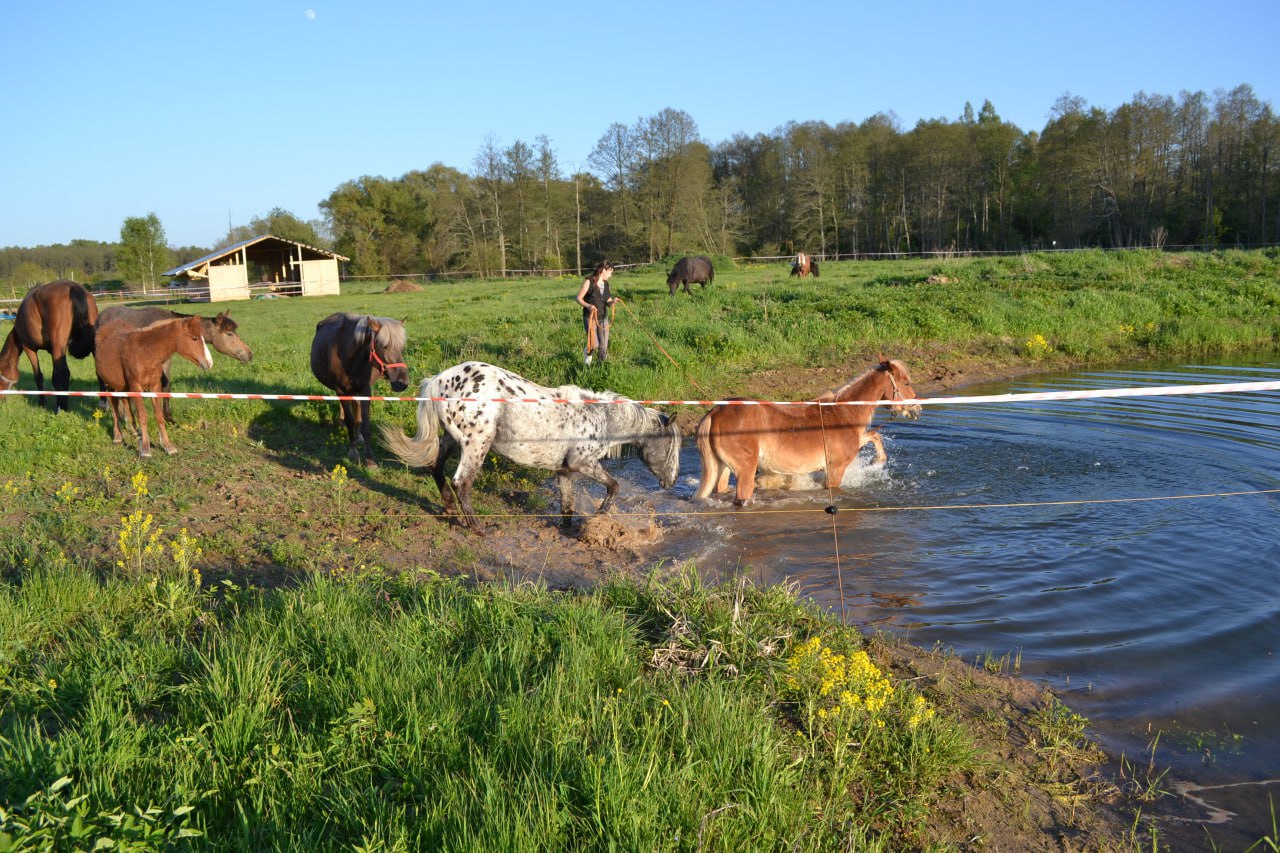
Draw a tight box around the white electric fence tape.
[5,379,1280,405]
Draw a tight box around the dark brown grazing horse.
[0,280,100,411]
[310,312,410,467]
[790,252,820,278]
[97,305,253,423]
[94,316,213,457]
[694,358,921,505]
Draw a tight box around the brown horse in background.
[695,358,920,505]
[95,316,213,457]
[0,280,99,411]
[790,252,820,278]
[97,305,253,423]
[310,313,410,467]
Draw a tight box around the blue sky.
[3,0,1277,250]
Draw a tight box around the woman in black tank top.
[575,261,619,364]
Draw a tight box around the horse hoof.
[139,450,152,459]
[164,446,178,456]
[364,457,379,469]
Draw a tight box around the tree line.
[4,84,1276,288]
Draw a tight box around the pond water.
[615,357,1280,844]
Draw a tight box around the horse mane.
[358,315,406,352]
[549,383,626,403]
[66,283,98,359]
[831,360,909,402]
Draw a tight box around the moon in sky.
[305,8,316,20]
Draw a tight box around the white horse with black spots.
[380,361,681,529]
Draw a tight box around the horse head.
[367,317,410,392]
[879,356,922,420]
[209,311,253,363]
[0,330,18,390]
[179,316,214,370]
[639,411,681,489]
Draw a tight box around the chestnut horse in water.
[310,313,410,467]
[695,358,921,505]
[97,305,253,423]
[790,252,820,278]
[95,316,213,457]
[0,280,99,411]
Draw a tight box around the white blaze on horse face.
[199,338,213,369]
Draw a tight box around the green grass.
[1,556,969,850]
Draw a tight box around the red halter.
[369,341,407,373]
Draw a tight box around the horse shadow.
[244,395,446,515]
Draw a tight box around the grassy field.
[3,249,1279,848]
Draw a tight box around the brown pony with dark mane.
[694,358,920,505]
[94,316,213,457]
[310,312,410,467]
[790,252,819,278]
[0,280,100,411]
[97,305,253,423]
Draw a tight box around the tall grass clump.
[2,546,971,850]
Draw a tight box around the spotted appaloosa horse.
[380,361,681,529]
[310,313,410,467]
[694,357,920,505]
[94,316,213,457]
[96,305,253,423]
[790,252,820,278]
[0,280,99,411]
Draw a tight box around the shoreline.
[517,354,1266,851]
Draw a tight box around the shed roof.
[163,234,348,276]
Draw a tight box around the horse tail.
[694,408,721,500]
[379,379,442,468]
[66,286,97,359]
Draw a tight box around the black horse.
[309,312,410,466]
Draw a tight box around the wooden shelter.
[163,235,348,303]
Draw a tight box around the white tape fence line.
[5,379,1280,406]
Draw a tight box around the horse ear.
[659,413,670,426]
[878,352,889,369]
[367,317,382,333]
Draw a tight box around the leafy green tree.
[117,214,172,293]
[222,208,324,249]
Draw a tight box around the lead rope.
[616,299,710,395]
[816,401,848,622]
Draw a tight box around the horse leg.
[339,401,361,465]
[733,457,759,506]
[863,429,887,464]
[24,349,45,407]
[51,349,70,413]
[450,437,493,530]
[825,458,854,489]
[567,454,619,515]
[133,397,152,458]
[359,399,378,467]
[153,396,178,455]
[160,359,175,424]
[556,472,576,524]
[107,397,125,445]
[432,432,460,516]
